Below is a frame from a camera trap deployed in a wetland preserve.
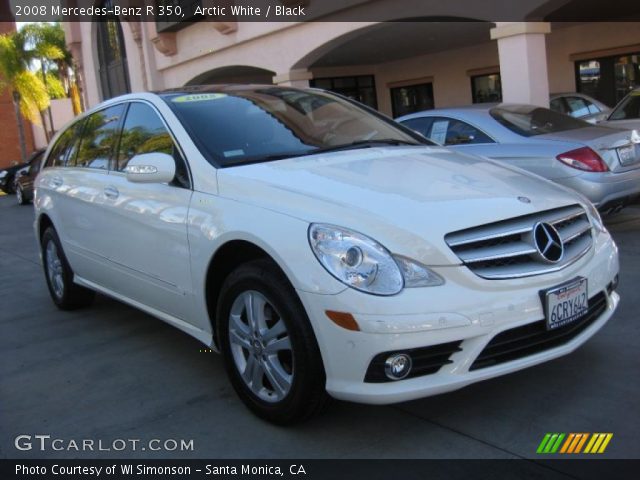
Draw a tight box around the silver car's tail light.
[556,147,609,172]
[445,204,593,279]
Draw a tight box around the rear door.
[55,104,127,283]
[97,101,193,320]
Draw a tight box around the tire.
[16,186,28,205]
[216,259,329,424]
[41,227,95,310]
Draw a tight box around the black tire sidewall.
[216,261,325,424]
[42,228,75,307]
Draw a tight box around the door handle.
[50,176,63,188]
[104,185,119,199]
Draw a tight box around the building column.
[273,69,313,88]
[490,22,551,107]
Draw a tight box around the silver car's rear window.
[490,105,589,137]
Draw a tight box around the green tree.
[0,31,50,162]
[20,23,71,141]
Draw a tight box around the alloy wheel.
[228,290,294,403]
[45,241,65,299]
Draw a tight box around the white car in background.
[600,88,640,131]
[35,86,620,424]
[550,92,611,124]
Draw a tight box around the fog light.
[384,353,412,380]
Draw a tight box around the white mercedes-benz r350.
[34,86,620,424]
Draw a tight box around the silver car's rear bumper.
[558,168,640,209]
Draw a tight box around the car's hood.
[217,146,582,265]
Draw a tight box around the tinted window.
[490,105,588,137]
[390,83,434,117]
[117,102,190,188]
[565,97,591,118]
[164,88,426,167]
[404,116,494,145]
[550,98,567,114]
[46,122,83,168]
[401,117,435,138]
[609,92,640,120]
[73,104,125,169]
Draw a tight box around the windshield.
[489,105,589,137]
[609,91,640,121]
[163,88,428,167]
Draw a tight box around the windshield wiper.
[302,139,421,156]
[223,140,422,166]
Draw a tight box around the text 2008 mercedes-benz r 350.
[35,86,620,424]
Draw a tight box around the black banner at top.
[2,0,640,24]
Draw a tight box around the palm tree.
[20,23,69,141]
[0,31,50,162]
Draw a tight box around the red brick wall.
[0,21,35,169]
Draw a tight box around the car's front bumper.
[297,229,619,404]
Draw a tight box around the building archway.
[96,0,131,99]
[185,66,276,86]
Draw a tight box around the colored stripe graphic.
[537,433,565,453]
[585,433,614,454]
[538,433,613,454]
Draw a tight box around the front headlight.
[308,224,444,295]
[582,198,606,233]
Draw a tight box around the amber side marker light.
[325,310,360,331]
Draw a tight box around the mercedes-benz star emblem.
[533,222,564,263]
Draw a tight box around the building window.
[310,75,378,110]
[96,0,130,100]
[471,73,502,103]
[390,82,434,118]
[576,53,640,107]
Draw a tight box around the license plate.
[617,144,637,166]
[543,278,588,330]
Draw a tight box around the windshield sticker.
[430,120,449,144]
[171,93,227,103]
[223,149,245,157]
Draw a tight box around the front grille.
[470,291,608,371]
[364,341,462,383]
[445,204,593,279]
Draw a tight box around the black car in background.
[15,150,45,205]
[0,150,44,195]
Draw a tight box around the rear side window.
[45,122,83,168]
[117,102,190,188]
[403,116,494,145]
[401,117,435,139]
[72,104,125,169]
[490,105,588,137]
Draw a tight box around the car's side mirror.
[124,152,175,184]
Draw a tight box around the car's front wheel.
[216,259,328,424]
[41,227,95,310]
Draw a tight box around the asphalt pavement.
[1,195,639,469]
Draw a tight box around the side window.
[550,98,567,114]
[400,117,435,139]
[45,122,82,168]
[427,117,494,146]
[585,100,601,114]
[565,97,590,118]
[117,102,190,188]
[73,104,125,169]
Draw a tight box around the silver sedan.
[397,104,640,213]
